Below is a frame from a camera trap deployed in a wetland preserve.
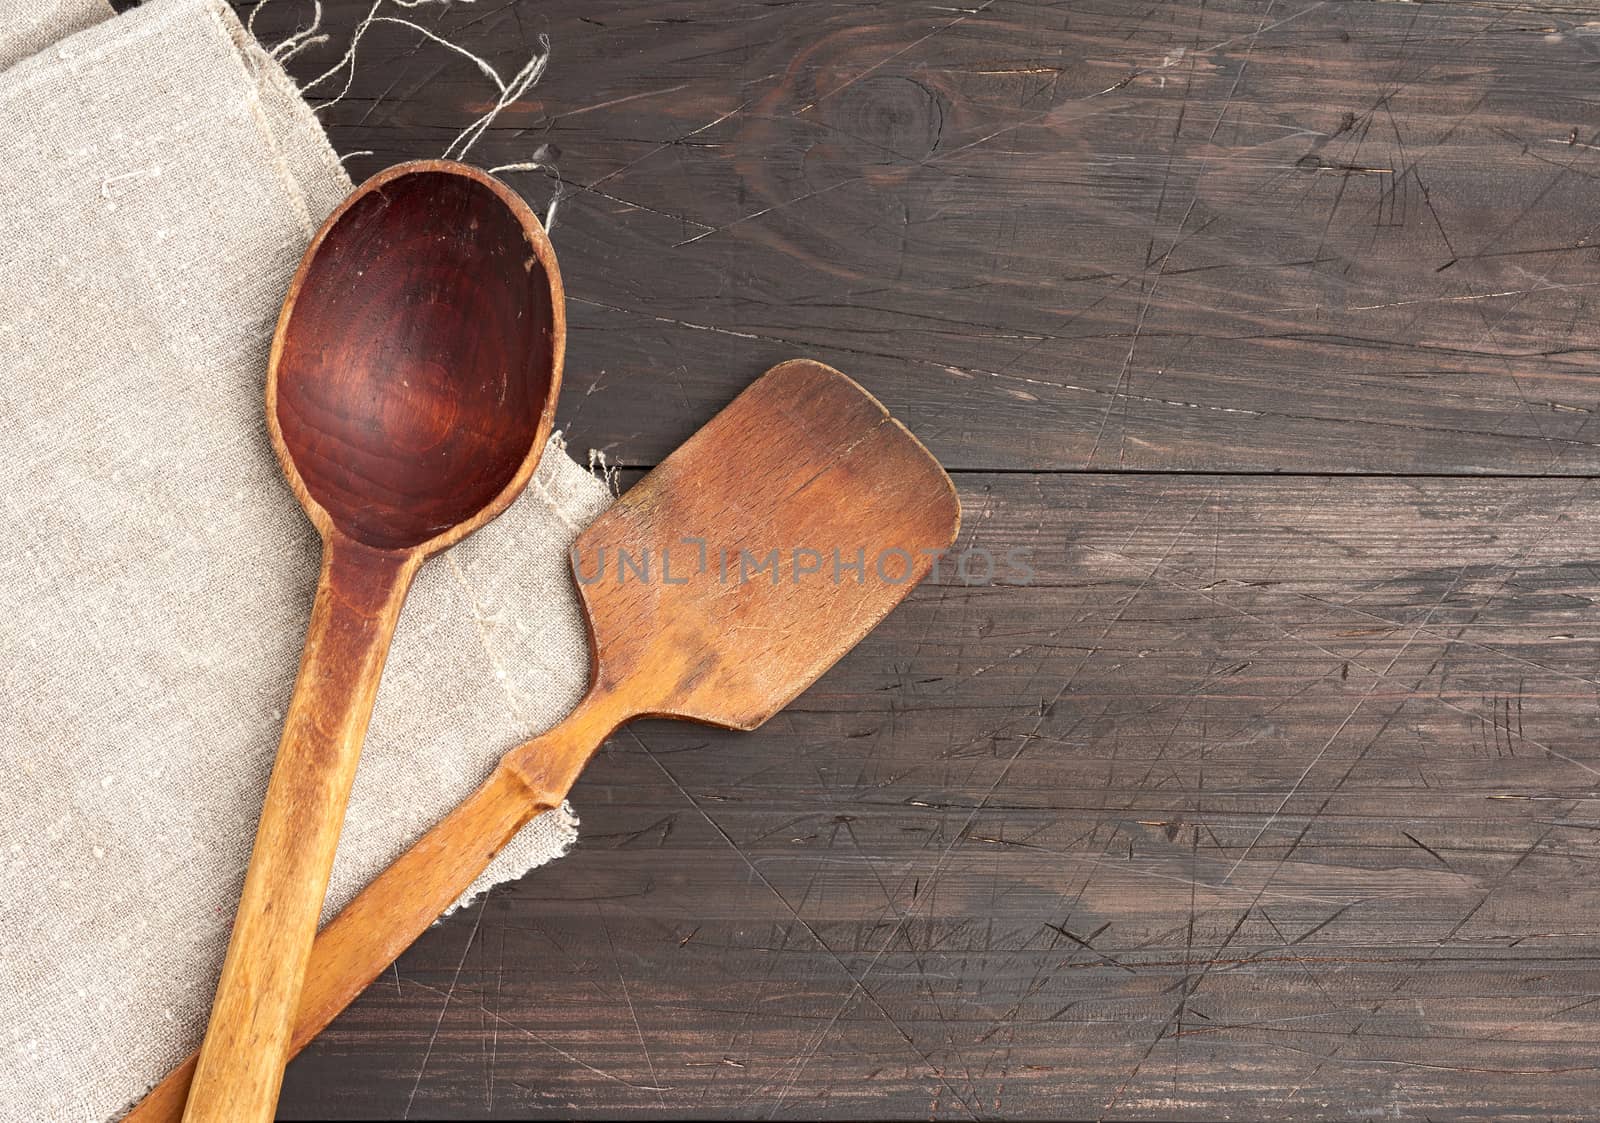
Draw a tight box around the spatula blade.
[571,359,960,730]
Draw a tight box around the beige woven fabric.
[0,1,610,1119]
[0,0,112,70]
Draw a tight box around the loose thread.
[304,7,504,111]
[275,0,560,227]
[490,142,563,232]
[245,0,326,62]
[270,1,324,60]
[443,33,549,160]
[586,449,621,497]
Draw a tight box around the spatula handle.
[129,688,625,1123]
[181,536,416,1123]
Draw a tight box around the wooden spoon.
[130,358,958,1122]
[181,160,563,1123]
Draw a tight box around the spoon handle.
[127,688,626,1123]
[182,536,418,1123]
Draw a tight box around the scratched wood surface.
[213,0,1600,1118]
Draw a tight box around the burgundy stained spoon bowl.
[181,160,563,1123]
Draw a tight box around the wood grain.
[182,538,415,1123]
[283,473,1600,1120]
[272,165,559,549]
[200,0,1600,1118]
[255,0,1600,475]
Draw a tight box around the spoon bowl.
[183,160,562,1123]
[270,161,561,550]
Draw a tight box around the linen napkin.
[0,1,611,1119]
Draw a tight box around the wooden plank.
[280,473,1600,1120]
[254,0,1600,474]
[222,0,1600,1116]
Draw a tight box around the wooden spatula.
[130,358,958,1121]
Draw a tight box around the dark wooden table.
[232,1,1600,1117]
